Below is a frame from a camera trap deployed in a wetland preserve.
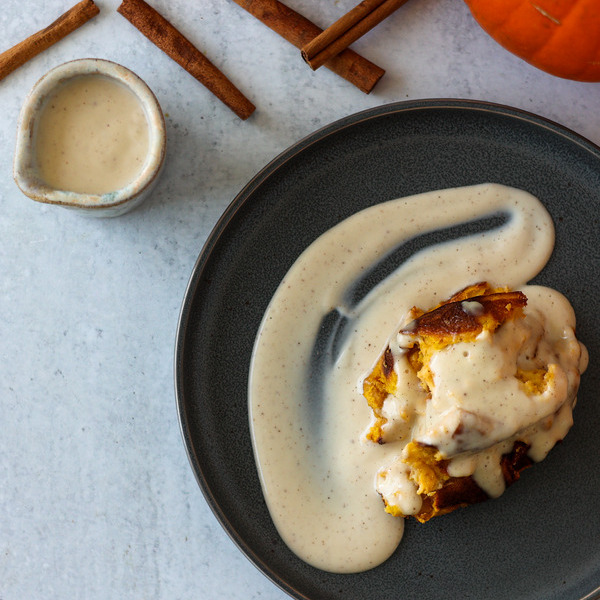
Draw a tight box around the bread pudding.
[363,283,587,522]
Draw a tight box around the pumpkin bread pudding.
[363,282,587,522]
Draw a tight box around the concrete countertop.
[1,1,599,598]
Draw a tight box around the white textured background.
[1,1,599,599]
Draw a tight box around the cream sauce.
[248,184,574,573]
[35,74,149,195]
[401,288,583,457]
[379,285,587,513]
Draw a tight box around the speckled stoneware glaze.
[13,58,166,217]
[175,100,600,600]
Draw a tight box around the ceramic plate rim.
[175,98,600,600]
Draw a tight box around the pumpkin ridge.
[531,2,600,79]
[465,0,600,81]
[529,0,577,73]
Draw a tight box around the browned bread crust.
[391,440,534,523]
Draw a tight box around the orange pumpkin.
[464,0,600,81]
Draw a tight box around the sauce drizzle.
[248,184,556,573]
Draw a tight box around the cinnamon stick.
[118,0,255,120]
[302,0,411,71]
[0,0,99,82]
[230,0,385,94]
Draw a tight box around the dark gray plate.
[175,100,600,600]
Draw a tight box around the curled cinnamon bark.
[301,0,411,71]
[118,0,255,119]
[231,0,385,94]
[0,0,99,82]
